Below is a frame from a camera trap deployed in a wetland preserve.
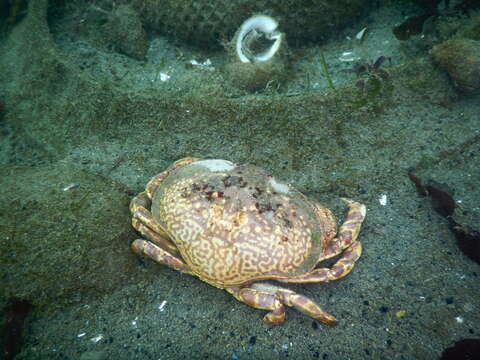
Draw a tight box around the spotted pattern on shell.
[130,157,367,326]
[152,162,321,287]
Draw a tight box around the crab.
[129,157,366,325]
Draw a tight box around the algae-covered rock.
[431,38,480,93]
[223,60,287,93]
[134,0,373,48]
[104,4,148,60]
[223,15,289,93]
[0,162,135,310]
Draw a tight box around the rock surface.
[432,38,480,93]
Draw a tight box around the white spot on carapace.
[195,159,235,172]
[360,205,367,217]
[268,177,289,194]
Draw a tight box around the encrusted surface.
[152,161,323,286]
[136,0,372,48]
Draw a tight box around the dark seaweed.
[454,0,480,14]
[1,298,32,360]
[440,338,480,360]
[424,181,456,217]
[408,172,428,196]
[450,224,480,265]
[408,173,455,217]
[393,14,434,40]
[394,0,480,40]
[408,172,480,265]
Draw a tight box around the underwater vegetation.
[393,0,480,40]
[408,172,480,265]
[319,51,335,91]
[347,56,392,92]
[0,298,32,360]
[440,338,480,360]
[342,56,394,109]
[0,0,28,33]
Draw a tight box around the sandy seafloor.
[0,0,479,359]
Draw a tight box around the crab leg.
[130,192,179,254]
[132,239,194,275]
[280,241,362,283]
[131,218,180,255]
[320,198,366,261]
[227,282,337,326]
[146,157,199,197]
[279,199,365,284]
[130,192,166,235]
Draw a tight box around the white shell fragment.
[188,58,215,71]
[158,300,167,312]
[379,194,387,206]
[338,51,359,62]
[236,15,283,63]
[159,73,170,82]
[131,316,138,327]
[355,27,367,41]
[90,334,104,343]
[62,182,79,192]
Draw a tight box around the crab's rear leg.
[321,198,366,260]
[281,199,365,283]
[130,192,179,254]
[227,283,337,326]
[146,157,199,196]
[282,241,363,283]
[132,239,194,275]
[130,191,165,235]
